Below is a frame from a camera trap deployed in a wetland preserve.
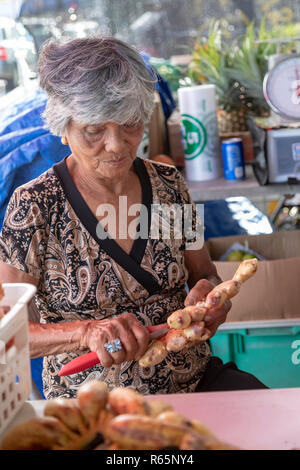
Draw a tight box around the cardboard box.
[167,109,185,167]
[207,230,300,322]
[148,91,166,158]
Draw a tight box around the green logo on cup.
[181,114,207,160]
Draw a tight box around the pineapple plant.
[188,20,248,133]
[188,19,300,132]
[226,19,300,116]
[227,20,275,116]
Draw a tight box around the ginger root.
[1,380,238,450]
[106,414,188,450]
[108,387,151,416]
[1,417,75,450]
[139,259,258,367]
[44,397,86,435]
[232,258,258,283]
[76,380,109,429]
[0,282,8,320]
[0,282,4,302]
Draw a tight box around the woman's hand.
[81,313,150,368]
[184,279,232,338]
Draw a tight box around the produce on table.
[44,397,86,435]
[76,380,109,429]
[226,250,245,261]
[0,417,76,450]
[0,283,6,319]
[226,250,256,261]
[108,386,151,416]
[147,400,173,417]
[139,258,258,367]
[0,381,238,450]
[242,253,256,260]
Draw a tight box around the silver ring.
[104,338,122,354]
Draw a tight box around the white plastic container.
[178,84,222,181]
[0,283,36,435]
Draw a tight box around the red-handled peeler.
[58,323,169,376]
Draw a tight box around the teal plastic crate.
[209,319,300,389]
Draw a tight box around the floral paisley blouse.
[0,157,211,399]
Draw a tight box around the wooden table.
[185,165,300,202]
[1,388,300,450]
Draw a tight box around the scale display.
[263,54,300,120]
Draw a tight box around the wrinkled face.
[66,120,145,181]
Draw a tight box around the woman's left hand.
[184,279,232,338]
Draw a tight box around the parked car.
[62,20,101,39]
[0,16,37,92]
[21,17,62,52]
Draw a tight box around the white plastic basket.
[0,283,36,435]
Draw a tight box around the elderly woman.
[0,37,266,399]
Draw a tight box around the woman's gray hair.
[37,36,157,136]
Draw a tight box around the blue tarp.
[0,88,71,229]
[0,89,70,398]
[203,197,273,240]
[141,51,176,121]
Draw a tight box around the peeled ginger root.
[139,258,258,367]
[232,258,258,283]
[168,258,258,330]
[138,323,210,367]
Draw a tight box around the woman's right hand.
[80,313,150,368]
